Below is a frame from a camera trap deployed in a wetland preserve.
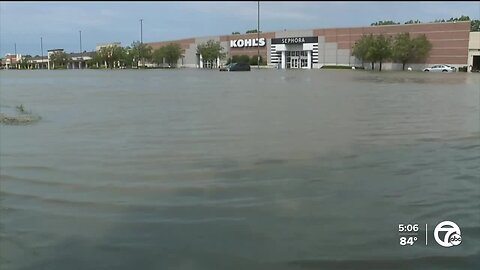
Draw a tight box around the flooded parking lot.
[1,69,479,269]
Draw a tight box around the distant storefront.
[147,21,473,71]
[270,36,318,69]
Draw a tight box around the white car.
[423,64,456,72]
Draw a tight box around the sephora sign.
[230,38,266,48]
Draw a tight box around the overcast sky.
[1,1,479,56]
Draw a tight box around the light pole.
[14,43,17,69]
[140,19,143,43]
[140,19,144,68]
[79,30,82,54]
[40,37,44,69]
[79,30,83,69]
[257,1,260,69]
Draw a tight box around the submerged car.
[219,63,251,71]
[423,64,456,72]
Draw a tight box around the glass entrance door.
[285,51,309,69]
[290,57,299,69]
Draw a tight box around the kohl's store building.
[147,21,474,71]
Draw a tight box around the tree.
[352,34,375,69]
[49,51,70,69]
[447,15,470,22]
[246,29,261,33]
[162,43,183,67]
[410,34,432,64]
[431,15,479,31]
[391,32,414,70]
[370,34,392,71]
[352,34,392,71]
[19,56,32,69]
[152,43,184,67]
[471,20,480,31]
[130,41,152,68]
[404,19,421,24]
[371,20,400,26]
[231,32,240,35]
[433,15,470,23]
[197,40,226,68]
[98,45,126,69]
[355,32,432,71]
[122,46,135,68]
[152,47,165,66]
[378,32,432,71]
[87,52,103,68]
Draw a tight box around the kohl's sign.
[230,38,266,48]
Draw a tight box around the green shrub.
[228,55,250,64]
[249,55,264,65]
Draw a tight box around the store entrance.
[285,51,309,69]
[291,57,299,68]
[473,55,480,72]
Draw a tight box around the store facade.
[147,21,472,71]
[270,36,318,69]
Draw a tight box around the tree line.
[231,29,261,35]
[46,39,248,70]
[352,32,432,71]
[91,41,184,69]
[46,41,184,69]
[371,15,480,31]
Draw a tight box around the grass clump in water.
[1,104,41,125]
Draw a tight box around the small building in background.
[47,49,65,70]
[2,54,20,69]
[68,52,93,69]
[47,49,93,69]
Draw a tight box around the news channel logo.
[434,221,462,248]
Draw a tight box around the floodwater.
[0,69,479,270]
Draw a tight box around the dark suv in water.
[220,63,251,71]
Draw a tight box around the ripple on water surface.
[0,70,479,270]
